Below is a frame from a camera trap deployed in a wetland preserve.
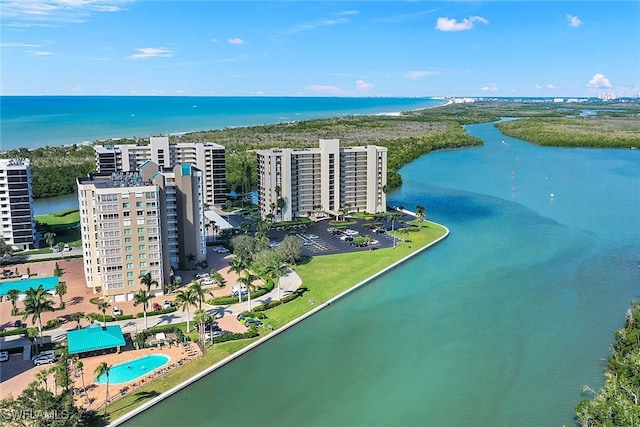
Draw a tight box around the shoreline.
[108,219,450,426]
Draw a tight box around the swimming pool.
[94,354,170,385]
[0,276,59,297]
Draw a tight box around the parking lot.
[264,213,414,257]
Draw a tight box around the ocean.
[0,96,445,151]
[123,121,640,426]
[7,97,639,425]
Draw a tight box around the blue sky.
[1,1,638,97]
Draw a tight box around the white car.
[213,246,229,254]
[162,300,172,309]
[31,350,55,361]
[33,354,56,365]
[112,307,123,316]
[0,351,9,362]
[202,277,215,286]
[195,272,209,279]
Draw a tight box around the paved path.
[4,268,302,343]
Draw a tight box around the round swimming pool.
[94,354,170,384]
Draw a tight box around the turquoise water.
[124,122,639,426]
[0,96,444,150]
[95,355,170,385]
[0,276,59,296]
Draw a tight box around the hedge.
[212,327,259,344]
[0,328,26,337]
[135,307,177,318]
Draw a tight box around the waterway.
[125,121,640,426]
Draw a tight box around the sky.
[1,1,638,97]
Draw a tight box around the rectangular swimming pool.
[0,276,59,296]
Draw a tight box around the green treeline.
[496,114,640,148]
[576,301,640,426]
[2,101,638,199]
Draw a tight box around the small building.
[67,325,126,357]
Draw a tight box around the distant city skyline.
[1,1,638,97]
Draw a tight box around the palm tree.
[75,358,91,409]
[264,258,288,301]
[22,285,55,346]
[210,271,226,288]
[27,327,40,354]
[415,205,426,224]
[70,311,85,329]
[95,299,110,327]
[139,272,158,293]
[174,287,197,332]
[36,369,50,392]
[186,253,196,270]
[86,312,101,325]
[54,281,67,309]
[6,288,20,315]
[189,281,212,310]
[132,289,153,330]
[94,362,111,415]
[193,309,212,348]
[44,231,56,248]
[238,272,257,311]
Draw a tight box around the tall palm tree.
[174,287,197,332]
[186,253,196,270]
[27,327,40,354]
[193,309,212,348]
[75,358,91,409]
[264,257,288,301]
[22,285,55,346]
[94,362,111,415]
[210,271,226,288]
[6,288,20,315]
[132,289,153,330]
[54,281,67,308]
[139,272,159,293]
[95,299,110,327]
[238,272,257,311]
[44,231,56,248]
[189,281,212,310]
[415,205,426,224]
[36,369,50,392]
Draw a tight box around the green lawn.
[35,210,80,227]
[104,221,447,422]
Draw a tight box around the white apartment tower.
[94,136,226,207]
[78,163,206,301]
[257,139,387,222]
[0,158,36,250]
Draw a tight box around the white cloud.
[305,85,350,95]
[227,38,245,45]
[567,14,582,28]
[356,80,373,93]
[586,73,612,88]
[0,0,130,23]
[547,84,556,89]
[404,70,439,80]
[128,47,174,60]
[0,42,40,47]
[210,38,219,43]
[480,84,498,91]
[27,50,54,56]
[535,84,543,90]
[281,11,356,36]
[435,16,488,32]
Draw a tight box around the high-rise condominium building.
[94,136,226,207]
[256,139,387,222]
[78,162,206,301]
[0,158,36,251]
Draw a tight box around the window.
[125,246,132,252]
[126,254,133,260]
[136,201,143,207]
[138,236,145,242]
[139,262,147,268]
[126,263,133,269]
[124,229,131,235]
[138,244,146,251]
[124,237,132,243]
[123,202,130,208]
[127,271,134,277]
[137,227,145,233]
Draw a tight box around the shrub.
[44,318,64,330]
[135,307,177,318]
[0,328,26,337]
[252,300,282,312]
[281,286,309,304]
[213,328,259,344]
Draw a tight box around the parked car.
[52,246,61,253]
[244,319,263,327]
[63,243,71,251]
[232,284,248,296]
[0,351,9,362]
[33,354,56,365]
[14,320,26,329]
[236,313,253,321]
[162,300,172,309]
[152,303,162,311]
[307,234,319,239]
[202,277,215,285]
[112,307,123,316]
[195,272,209,279]
[32,350,55,361]
[213,246,229,254]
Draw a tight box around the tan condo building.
[78,162,206,301]
[94,136,226,207]
[257,139,387,222]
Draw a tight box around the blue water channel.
[124,122,640,426]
